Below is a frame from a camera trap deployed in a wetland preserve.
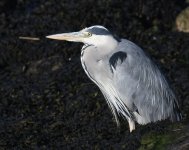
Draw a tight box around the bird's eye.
[86,32,92,37]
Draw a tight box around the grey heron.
[46,25,182,132]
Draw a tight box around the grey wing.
[111,39,182,124]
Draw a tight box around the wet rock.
[176,7,189,33]
[139,123,189,150]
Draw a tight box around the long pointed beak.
[46,32,84,42]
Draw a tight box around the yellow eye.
[86,32,92,37]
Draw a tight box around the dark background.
[0,0,189,149]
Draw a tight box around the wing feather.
[112,39,181,124]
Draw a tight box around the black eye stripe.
[85,27,121,42]
[87,27,111,35]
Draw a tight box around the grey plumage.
[46,25,182,132]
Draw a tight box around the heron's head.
[46,25,120,48]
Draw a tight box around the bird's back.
[113,39,182,124]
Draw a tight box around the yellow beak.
[46,32,84,42]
